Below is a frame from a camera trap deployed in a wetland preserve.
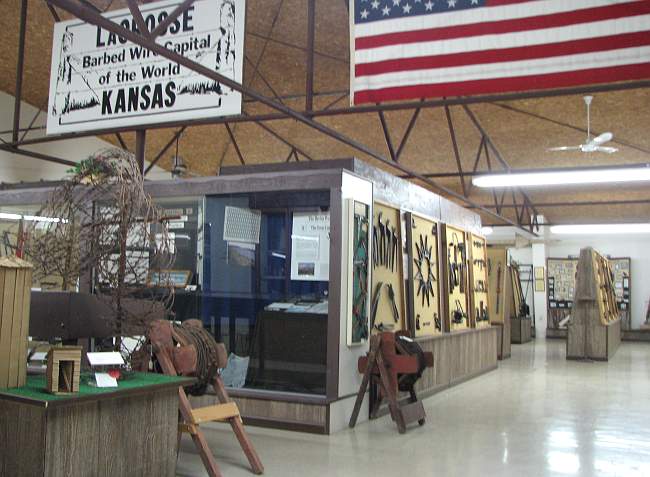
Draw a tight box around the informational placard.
[47,0,245,135]
[291,211,330,281]
[87,351,125,366]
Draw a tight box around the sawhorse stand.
[349,332,433,433]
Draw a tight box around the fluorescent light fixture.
[480,226,493,235]
[0,212,22,220]
[551,224,650,235]
[473,166,650,188]
[0,212,65,223]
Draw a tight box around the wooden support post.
[305,0,315,114]
[135,129,146,174]
[12,0,28,144]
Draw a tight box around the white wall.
[0,91,169,183]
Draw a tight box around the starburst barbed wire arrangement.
[24,148,176,353]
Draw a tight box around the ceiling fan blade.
[588,132,613,147]
[595,146,618,154]
[547,146,581,151]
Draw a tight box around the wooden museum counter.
[0,372,194,477]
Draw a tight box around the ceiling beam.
[305,0,316,114]
[463,105,539,224]
[394,105,422,161]
[13,80,650,149]
[378,111,397,162]
[0,145,76,167]
[225,123,246,165]
[126,0,150,38]
[150,0,194,38]
[144,126,186,175]
[444,105,467,197]
[471,198,650,208]
[12,0,28,144]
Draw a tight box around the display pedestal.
[511,317,532,344]
[568,316,621,361]
[494,323,511,359]
[546,328,567,339]
[0,373,192,477]
[566,248,621,361]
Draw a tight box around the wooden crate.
[0,256,33,389]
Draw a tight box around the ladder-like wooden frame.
[149,320,264,477]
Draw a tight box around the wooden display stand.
[371,202,406,333]
[443,225,470,332]
[0,256,33,389]
[149,320,263,477]
[487,247,511,359]
[511,317,533,344]
[46,346,82,394]
[509,265,532,344]
[349,332,433,434]
[567,248,621,361]
[468,233,490,329]
[546,257,578,339]
[405,213,441,337]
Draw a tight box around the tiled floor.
[177,338,650,476]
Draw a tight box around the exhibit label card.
[291,211,330,282]
[95,372,119,388]
[47,0,245,134]
[87,351,125,366]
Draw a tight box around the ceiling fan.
[170,133,200,179]
[547,96,618,154]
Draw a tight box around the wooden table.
[0,372,194,477]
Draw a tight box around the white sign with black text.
[290,211,330,282]
[47,0,244,135]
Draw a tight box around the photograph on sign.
[47,0,245,135]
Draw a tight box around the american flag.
[350,0,650,104]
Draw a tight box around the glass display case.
[201,190,330,395]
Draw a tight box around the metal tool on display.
[373,225,378,267]
[387,283,400,323]
[384,219,389,268]
[434,313,441,331]
[370,281,384,329]
[414,233,435,308]
[390,227,396,270]
[452,300,467,324]
[495,263,502,314]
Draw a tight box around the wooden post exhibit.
[567,248,621,361]
[509,265,532,344]
[487,247,511,359]
[0,256,33,389]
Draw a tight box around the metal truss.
[5,0,650,232]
